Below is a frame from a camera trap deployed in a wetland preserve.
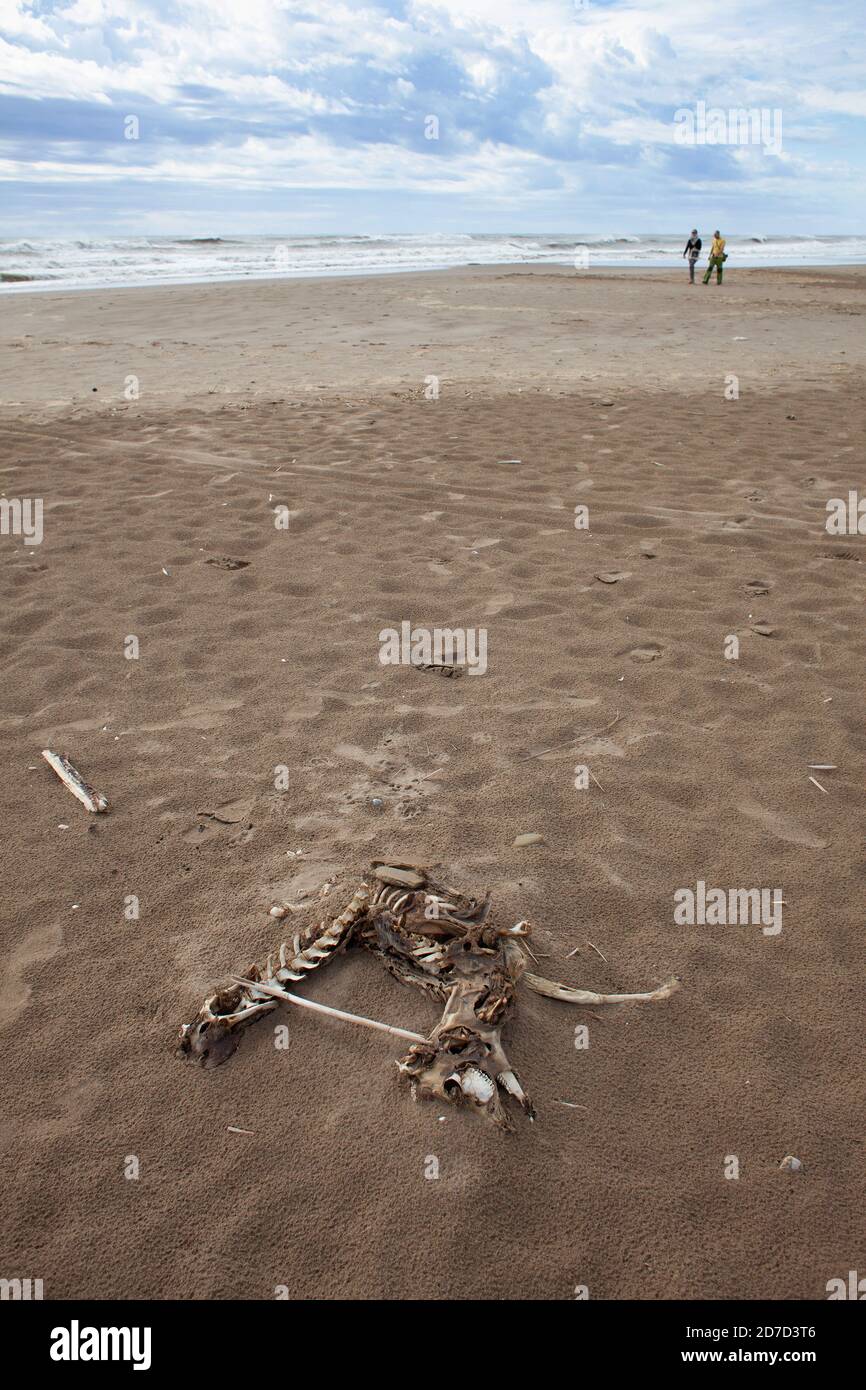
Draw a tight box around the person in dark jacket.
[683,230,702,283]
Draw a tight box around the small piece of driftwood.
[41,749,108,813]
[518,711,622,762]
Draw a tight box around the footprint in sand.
[185,795,256,845]
[139,697,242,733]
[623,643,664,662]
[499,697,600,714]
[738,798,827,849]
[497,602,563,620]
[0,922,64,1031]
[484,592,515,616]
[394,703,464,718]
[205,555,251,570]
[576,736,625,758]
[822,548,861,563]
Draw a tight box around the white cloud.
[0,0,863,227]
[0,129,563,197]
[0,0,55,40]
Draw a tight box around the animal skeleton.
[179,863,680,1129]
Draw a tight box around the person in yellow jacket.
[702,230,726,284]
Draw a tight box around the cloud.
[0,0,863,231]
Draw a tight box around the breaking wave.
[1,232,864,292]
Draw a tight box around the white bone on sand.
[523,972,681,1005]
[41,749,108,813]
[229,975,426,1042]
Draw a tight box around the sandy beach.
[1,264,864,1301]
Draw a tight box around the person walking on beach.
[703,230,726,284]
[683,229,702,283]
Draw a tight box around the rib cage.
[371,884,415,914]
[266,887,370,983]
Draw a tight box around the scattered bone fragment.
[373,864,425,889]
[269,902,307,919]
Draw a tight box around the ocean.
[2,232,864,293]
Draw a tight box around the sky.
[0,0,864,236]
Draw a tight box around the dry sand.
[1,265,864,1300]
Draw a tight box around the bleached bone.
[500,919,531,937]
[523,972,681,1005]
[228,975,425,1043]
[269,887,369,982]
[372,885,414,913]
[373,864,425,889]
[41,749,108,813]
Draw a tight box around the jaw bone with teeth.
[178,864,680,1129]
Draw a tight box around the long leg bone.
[523,972,681,1005]
[228,975,425,1042]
